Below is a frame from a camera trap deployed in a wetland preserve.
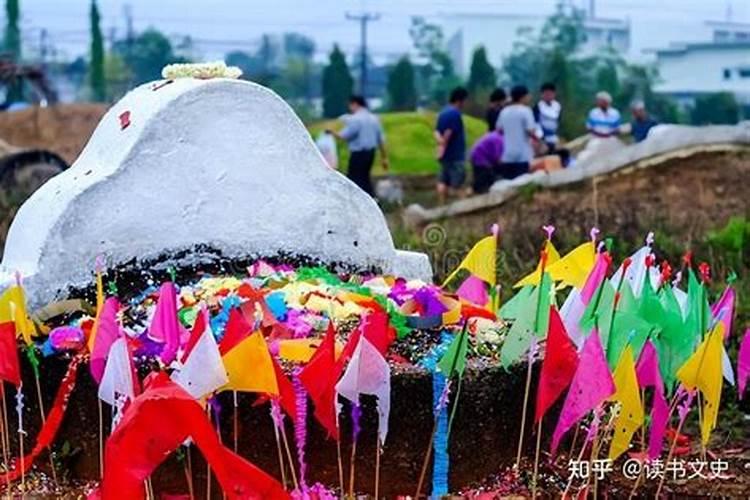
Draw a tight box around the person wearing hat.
[586,91,621,138]
[630,100,658,143]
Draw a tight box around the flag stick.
[561,424,590,497]
[532,419,543,499]
[336,438,345,496]
[232,391,238,454]
[567,424,579,461]
[515,245,550,469]
[18,392,24,496]
[348,437,357,499]
[656,410,687,497]
[446,376,463,437]
[280,424,298,491]
[272,422,287,489]
[374,438,381,500]
[415,323,468,498]
[32,374,58,487]
[98,399,104,479]
[627,389,647,499]
[206,405,212,500]
[185,446,195,500]
[0,384,8,495]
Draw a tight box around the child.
[469,130,504,194]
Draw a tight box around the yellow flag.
[0,285,36,345]
[442,235,497,287]
[513,240,561,288]
[608,346,644,460]
[87,270,105,352]
[222,331,279,395]
[278,338,343,362]
[546,241,596,290]
[676,323,724,445]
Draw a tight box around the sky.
[14,0,750,62]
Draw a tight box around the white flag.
[610,244,653,297]
[98,337,136,406]
[336,336,391,444]
[171,311,228,400]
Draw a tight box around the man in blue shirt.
[630,101,657,143]
[435,87,469,202]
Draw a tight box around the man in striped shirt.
[586,91,621,138]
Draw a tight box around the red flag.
[96,373,288,499]
[180,307,206,364]
[535,307,579,423]
[361,311,394,356]
[299,323,339,438]
[271,355,297,423]
[218,308,251,356]
[0,322,20,386]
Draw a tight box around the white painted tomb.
[1,77,432,306]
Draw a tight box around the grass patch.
[308,111,487,176]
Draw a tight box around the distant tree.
[89,0,106,101]
[691,92,739,125]
[467,46,496,92]
[409,16,458,106]
[4,0,22,102]
[387,56,417,111]
[4,0,20,59]
[321,45,353,118]
[114,28,188,84]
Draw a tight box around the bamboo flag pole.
[280,424,298,491]
[16,385,24,496]
[185,446,195,500]
[336,439,345,497]
[374,438,382,500]
[98,399,104,479]
[232,391,239,454]
[515,241,551,470]
[531,420,543,499]
[0,383,8,496]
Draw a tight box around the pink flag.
[149,282,186,365]
[738,329,750,399]
[580,252,611,304]
[90,297,121,384]
[551,330,615,455]
[635,341,669,459]
[711,286,735,341]
[456,275,489,306]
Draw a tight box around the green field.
[308,111,487,176]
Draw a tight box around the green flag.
[685,269,710,345]
[653,286,692,391]
[499,272,552,368]
[438,327,469,378]
[499,285,534,321]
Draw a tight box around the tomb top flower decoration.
[161,61,242,80]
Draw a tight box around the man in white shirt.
[586,91,621,138]
[533,82,562,152]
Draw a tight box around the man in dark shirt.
[485,88,507,132]
[435,87,469,202]
[630,101,657,143]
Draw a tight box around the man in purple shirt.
[469,130,504,194]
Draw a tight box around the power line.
[345,11,380,95]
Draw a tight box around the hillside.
[308,111,487,175]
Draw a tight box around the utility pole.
[345,12,380,96]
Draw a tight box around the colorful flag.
[711,285,735,340]
[513,240,560,288]
[172,309,228,400]
[90,297,121,385]
[442,234,497,287]
[738,329,750,399]
[559,288,586,349]
[500,272,553,368]
[86,269,105,353]
[653,286,691,390]
[222,331,278,395]
[299,323,340,438]
[580,251,611,305]
[610,244,653,297]
[546,241,596,290]
[0,285,36,345]
[456,274,490,307]
[218,308,252,356]
[0,322,21,386]
[335,336,391,444]
[437,327,469,378]
[676,323,724,445]
[535,307,578,423]
[97,374,288,499]
[148,282,185,365]
[551,330,615,455]
[98,337,138,406]
[608,346,644,460]
[635,341,669,459]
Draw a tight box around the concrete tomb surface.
[0,78,431,305]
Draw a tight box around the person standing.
[630,100,657,142]
[331,95,388,196]
[586,91,621,138]
[533,82,561,152]
[496,85,537,180]
[485,88,507,132]
[435,87,469,202]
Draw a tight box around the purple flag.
[635,341,669,459]
[149,282,185,364]
[711,286,735,341]
[738,329,750,399]
[456,274,489,306]
[551,330,615,455]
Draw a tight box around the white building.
[652,41,750,106]
[442,12,630,77]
